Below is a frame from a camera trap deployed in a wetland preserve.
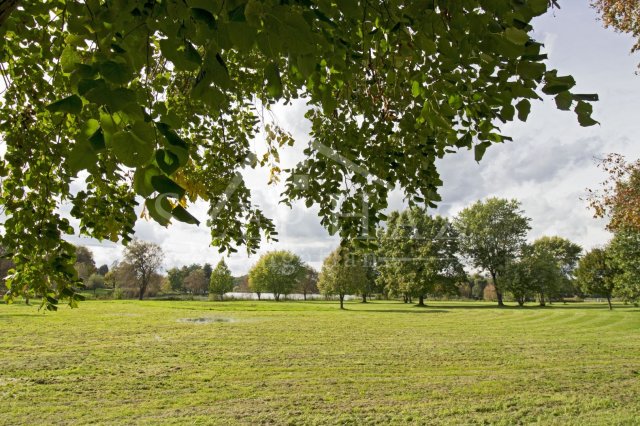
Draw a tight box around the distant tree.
[85,273,105,296]
[165,264,201,293]
[576,247,619,310]
[234,275,250,293]
[454,198,531,307]
[209,260,234,300]
[184,268,208,295]
[502,260,534,306]
[122,240,164,300]
[203,263,213,285]
[608,230,640,303]
[470,275,489,300]
[531,236,582,300]
[74,246,97,281]
[97,264,109,276]
[248,251,306,301]
[298,266,319,301]
[318,248,368,309]
[379,209,463,306]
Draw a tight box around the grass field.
[1,300,639,425]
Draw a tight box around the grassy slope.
[0,300,638,425]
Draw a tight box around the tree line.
[6,195,634,310]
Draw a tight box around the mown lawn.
[0,300,638,425]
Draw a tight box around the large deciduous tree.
[575,247,619,310]
[248,251,305,301]
[318,248,367,310]
[454,198,531,307]
[378,208,463,306]
[122,240,164,300]
[0,1,598,308]
[607,229,640,304]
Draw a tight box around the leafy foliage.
[591,0,640,67]
[378,208,464,305]
[248,250,305,301]
[575,247,619,309]
[453,198,531,306]
[209,259,234,299]
[318,247,368,309]
[0,0,598,307]
[121,240,164,300]
[587,154,640,232]
[607,229,640,303]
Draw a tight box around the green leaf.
[474,142,491,162]
[516,99,531,122]
[155,149,180,175]
[575,101,598,127]
[504,28,529,46]
[145,196,171,226]
[133,166,163,197]
[265,62,283,98]
[68,142,98,175]
[150,175,186,198]
[99,60,133,85]
[46,95,82,115]
[110,131,154,167]
[172,205,200,225]
[227,22,257,52]
[554,91,573,111]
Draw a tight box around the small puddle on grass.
[177,317,236,324]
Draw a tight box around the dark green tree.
[209,260,234,300]
[454,198,531,306]
[575,247,619,310]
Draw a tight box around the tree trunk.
[491,271,504,307]
[303,291,307,301]
[257,292,261,300]
[539,292,546,307]
[220,293,224,301]
[339,294,344,309]
[274,293,280,301]
[517,298,524,307]
[417,295,425,306]
[0,0,19,28]
[403,294,408,303]
[607,295,612,310]
[361,293,367,303]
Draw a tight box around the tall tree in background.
[74,246,97,281]
[122,240,164,300]
[202,263,213,285]
[454,198,531,307]
[97,264,109,276]
[298,266,319,301]
[531,236,582,298]
[184,268,207,295]
[378,209,463,306]
[0,1,598,308]
[248,251,305,301]
[209,260,234,300]
[318,248,367,310]
[575,247,619,309]
[607,230,640,303]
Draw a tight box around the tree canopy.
[453,198,531,306]
[248,250,305,301]
[0,0,598,308]
[209,259,234,299]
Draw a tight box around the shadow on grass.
[355,308,450,314]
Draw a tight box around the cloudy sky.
[69,2,640,275]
